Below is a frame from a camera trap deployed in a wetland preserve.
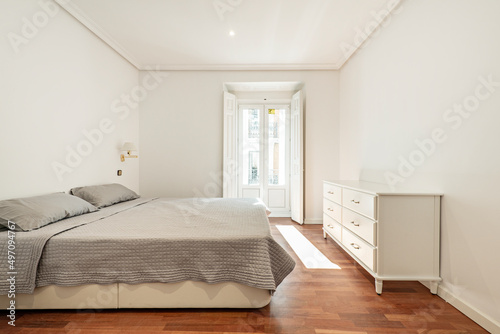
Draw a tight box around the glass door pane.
[268,108,286,185]
[238,103,290,214]
[242,108,261,185]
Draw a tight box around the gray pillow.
[0,193,98,232]
[70,183,139,208]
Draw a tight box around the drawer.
[323,183,342,204]
[342,208,377,246]
[342,228,376,272]
[343,188,377,219]
[323,214,342,242]
[323,198,342,222]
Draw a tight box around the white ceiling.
[56,0,398,70]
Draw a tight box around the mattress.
[0,197,295,295]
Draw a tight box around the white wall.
[0,0,139,200]
[339,0,500,331]
[139,70,339,222]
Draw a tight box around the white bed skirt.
[0,281,272,309]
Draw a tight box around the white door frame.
[222,91,303,222]
[237,104,291,217]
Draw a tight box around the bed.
[0,186,295,309]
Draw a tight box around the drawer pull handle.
[327,191,334,194]
[351,221,360,227]
[327,208,334,211]
[327,224,334,228]
[351,200,360,204]
[350,243,360,250]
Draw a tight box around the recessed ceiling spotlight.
[229,30,235,37]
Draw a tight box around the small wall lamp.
[120,142,138,162]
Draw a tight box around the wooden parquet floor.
[0,218,489,334]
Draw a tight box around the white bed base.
[0,281,271,309]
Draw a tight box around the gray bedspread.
[0,198,295,295]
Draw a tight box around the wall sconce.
[120,142,138,162]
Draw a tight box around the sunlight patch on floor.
[276,225,341,269]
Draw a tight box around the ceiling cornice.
[148,64,339,71]
[55,0,142,69]
[335,0,404,69]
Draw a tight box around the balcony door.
[238,105,290,216]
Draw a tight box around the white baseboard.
[421,282,500,334]
[303,218,322,225]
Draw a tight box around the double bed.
[0,186,295,309]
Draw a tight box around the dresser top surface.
[324,180,443,196]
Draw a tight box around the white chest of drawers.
[323,180,442,294]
